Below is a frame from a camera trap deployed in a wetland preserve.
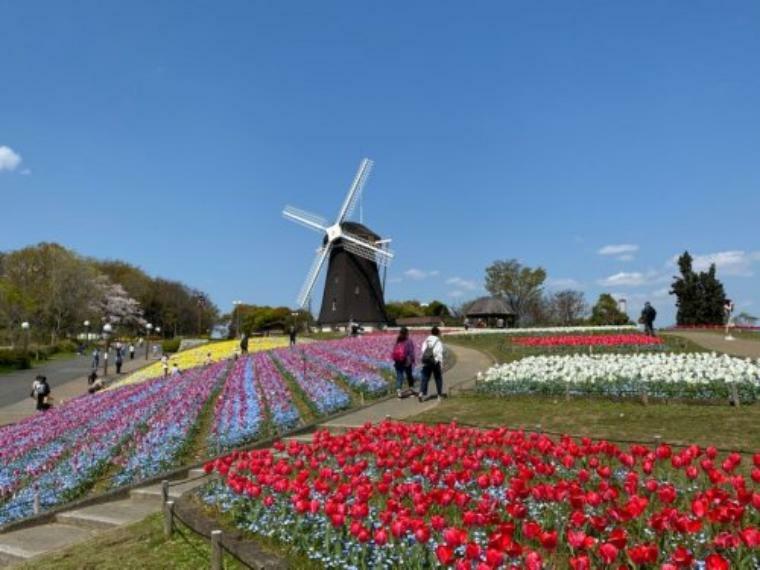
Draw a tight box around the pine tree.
[670,251,700,325]
[589,293,630,325]
[696,264,726,325]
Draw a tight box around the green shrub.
[161,339,181,354]
[55,339,79,353]
[0,349,32,370]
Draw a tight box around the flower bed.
[202,421,760,569]
[113,337,287,388]
[477,353,760,402]
[449,325,638,337]
[512,334,663,348]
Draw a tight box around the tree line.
[0,242,218,347]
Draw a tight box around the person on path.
[170,362,180,376]
[640,302,657,336]
[161,354,169,377]
[91,348,100,370]
[129,343,135,360]
[240,334,249,354]
[418,326,446,402]
[289,326,297,347]
[30,375,51,411]
[87,370,105,394]
[115,345,124,374]
[392,326,417,398]
[204,352,212,366]
[724,299,736,340]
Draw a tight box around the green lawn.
[411,393,760,452]
[16,513,245,570]
[446,332,704,364]
[0,351,78,376]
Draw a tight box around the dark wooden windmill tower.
[282,159,393,326]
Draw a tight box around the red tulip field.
[202,421,759,569]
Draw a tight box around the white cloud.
[448,290,464,298]
[445,277,478,291]
[598,244,639,256]
[0,146,22,172]
[597,270,666,288]
[546,277,583,290]
[682,250,760,277]
[403,268,439,280]
[617,254,635,262]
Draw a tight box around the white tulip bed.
[476,352,760,402]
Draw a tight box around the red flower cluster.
[512,334,663,348]
[205,422,759,568]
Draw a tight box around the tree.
[735,312,758,326]
[589,293,630,326]
[547,289,588,326]
[670,251,727,326]
[484,260,547,325]
[91,277,146,329]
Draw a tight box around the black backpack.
[421,339,438,366]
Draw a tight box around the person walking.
[91,347,100,370]
[392,327,417,398]
[640,302,657,336]
[30,375,51,411]
[115,346,124,374]
[240,334,249,354]
[289,325,297,347]
[161,354,169,377]
[129,343,135,360]
[724,299,736,340]
[418,326,446,402]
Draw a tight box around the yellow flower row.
[110,337,288,388]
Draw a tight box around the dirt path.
[669,331,760,358]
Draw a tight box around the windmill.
[283,158,394,326]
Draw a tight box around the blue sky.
[1,1,759,324]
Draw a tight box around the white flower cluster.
[478,352,760,388]
[449,325,638,336]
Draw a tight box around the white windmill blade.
[335,158,373,224]
[283,206,329,233]
[342,240,394,267]
[297,245,331,308]
[341,232,394,267]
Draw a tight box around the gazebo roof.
[465,296,514,317]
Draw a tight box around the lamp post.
[20,321,30,356]
[83,320,90,346]
[102,322,113,376]
[145,323,152,360]
[233,300,242,338]
[155,326,161,353]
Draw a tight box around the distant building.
[464,296,516,328]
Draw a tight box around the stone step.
[188,468,207,478]
[281,433,314,444]
[130,477,209,503]
[0,523,95,565]
[319,422,360,434]
[56,499,158,530]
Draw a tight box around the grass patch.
[446,333,706,364]
[411,393,760,452]
[15,512,245,570]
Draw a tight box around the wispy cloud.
[546,277,582,290]
[448,290,465,298]
[597,270,665,288]
[403,268,439,281]
[0,146,22,172]
[598,244,639,256]
[445,277,478,291]
[676,250,760,277]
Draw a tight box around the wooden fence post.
[210,530,223,570]
[163,500,174,538]
[33,491,40,515]
[565,382,571,401]
[730,384,741,407]
[162,480,169,503]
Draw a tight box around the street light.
[145,323,153,360]
[20,321,30,355]
[102,322,113,376]
[83,320,90,344]
[233,300,243,338]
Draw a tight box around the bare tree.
[484,259,547,325]
[547,289,588,325]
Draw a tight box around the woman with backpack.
[391,327,416,398]
[418,326,446,402]
[30,375,51,411]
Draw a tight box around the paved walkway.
[0,352,154,427]
[322,343,492,428]
[670,331,760,359]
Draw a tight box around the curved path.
[321,342,492,429]
[669,331,760,359]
